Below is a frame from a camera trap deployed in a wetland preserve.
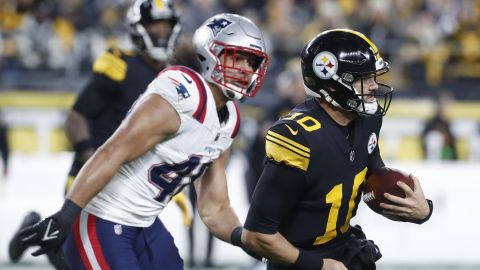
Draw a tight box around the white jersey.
[84,66,241,227]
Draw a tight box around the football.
[362,167,414,214]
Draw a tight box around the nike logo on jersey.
[181,73,193,84]
[42,219,59,241]
[285,124,298,135]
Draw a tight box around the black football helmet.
[127,0,181,61]
[301,29,393,116]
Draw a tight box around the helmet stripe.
[335,29,379,60]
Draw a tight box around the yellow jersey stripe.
[266,135,310,158]
[267,130,310,153]
[266,140,309,171]
[93,52,127,82]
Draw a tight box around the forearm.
[65,111,96,161]
[66,144,124,207]
[244,230,299,265]
[199,201,240,242]
[65,110,91,144]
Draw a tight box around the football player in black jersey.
[8,1,191,269]
[243,29,434,270]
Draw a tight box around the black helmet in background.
[127,0,181,62]
[301,29,393,116]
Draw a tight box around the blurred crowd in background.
[1,0,480,99]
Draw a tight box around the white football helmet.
[127,0,181,62]
[193,13,269,100]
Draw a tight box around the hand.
[20,199,82,256]
[19,215,68,256]
[322,258,347,270]
[380,175,430,221]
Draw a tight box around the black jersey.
[246,98,385,250]
[73,48,158,148]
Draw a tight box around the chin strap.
[353,100,378,116]
[304,84,379,116]
[221,88,243,100]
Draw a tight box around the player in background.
[8,0,192,268]
[243,29,433,270]
[19,13,269,269]
[0,111,9,178]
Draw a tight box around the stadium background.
[0,0,479,269]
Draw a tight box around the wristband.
[412,199,433,224]
[73,139,94,154]
[58,199,82,225]
[230,226,243,247]
[230,226,263,261]
[293,249,324,270]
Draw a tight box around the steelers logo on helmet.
[312,51,338,80]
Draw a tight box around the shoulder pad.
[278,112,322,133]
[265,123,311,171]
[149,66,209,123]
[93,48,127,82]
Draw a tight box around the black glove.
[19,199,82,256]
[230,226,263,261]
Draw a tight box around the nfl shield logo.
[114,224,122,235]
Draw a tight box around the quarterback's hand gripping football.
[381,175,433,223]
[19,199,82,256]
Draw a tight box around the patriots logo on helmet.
[169,77,190,99]
[207,18,232,36]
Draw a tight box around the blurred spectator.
[421,92,458,160]
[0,111,9,178]
[13,0,76,70]
[2,1,480,97]
[265,0,310,72]
[176,0,222,34]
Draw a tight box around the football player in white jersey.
[20,13,269,269]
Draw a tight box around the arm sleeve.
[245,161,308,234]
[73,74,119,118]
